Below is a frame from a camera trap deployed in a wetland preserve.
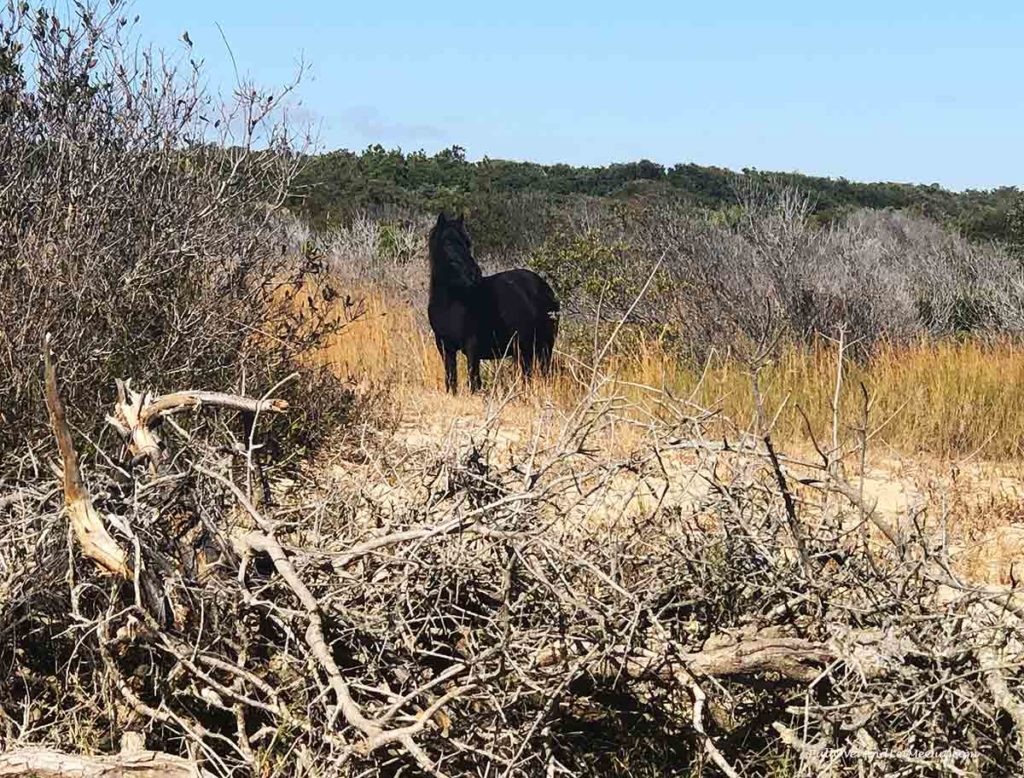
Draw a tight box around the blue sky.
[136,1,1024,190]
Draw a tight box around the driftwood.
[0,747,213,777]
[43,336,131,579]
[107,381,288,470]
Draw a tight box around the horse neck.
[429,254,482,300]
[428,270,447,301]
[428,265,456,302]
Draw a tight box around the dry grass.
[309,287,1024,461]
[304,284,1024,590]
[691,337,1024,460]
[313,288,443,390]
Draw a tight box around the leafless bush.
[0,1,345,453]
[520,182,1024,357]
[316,213,432,294]
[2,346,1022,776]
[315,212,532,340]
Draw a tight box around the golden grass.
[315,289,444,390]
[688,338,1024,460]
[290,283,1024,583]
[305,287,1024,461]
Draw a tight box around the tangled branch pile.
[2,344,1023,777]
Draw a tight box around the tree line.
[290,144,1023,246]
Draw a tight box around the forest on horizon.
[292,143,1024,247]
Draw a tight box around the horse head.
[429,212,483,291]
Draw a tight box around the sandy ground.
[324,388,1024,586]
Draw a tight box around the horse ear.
[436,212,448,228]
[456,213,465,226]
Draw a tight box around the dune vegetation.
[4,3,1024,778]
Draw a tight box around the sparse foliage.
[0,0,345,453]
[525,183,1024,355]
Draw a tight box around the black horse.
[428,213,559,394]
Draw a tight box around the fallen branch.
[535,627,891,686]
[107,382,288,470]
[141,390,289,421]
[43,337,130,579]
[978,643,1024,755]
[0,747,214,777]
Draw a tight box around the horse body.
[428,214,559,393]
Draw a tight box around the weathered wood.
[140,391,288,422]
[106,384,288,471]
[0,747,212,777]
[108,380,164,470]
[535,626,894,686]
[979,643,1024,754]
[43,338,130,579]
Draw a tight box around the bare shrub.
[314,210,540,323]
[318,213,431,292]
[523,180,1024,358]
[0,1,343,452]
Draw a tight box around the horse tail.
[539,277,560,340]
[536,279,560,375]
[540,277,560,318]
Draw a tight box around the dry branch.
[979,643,1024,754]
[535,628,889,687]
[0,747,213,778]
[140,391,289,422]
[107,383,289,470]
[43,338,130,578]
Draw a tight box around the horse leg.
[468,353,483,393]
[537,342,553,377]
[446,350,460,394]
[518,344,535,383]
[437,338,459,394]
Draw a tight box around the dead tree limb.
[535,628,891,686]
[106,383,288,471]
[43,337,130,579]
[978,643,1024,755]
[0,747,213,777]
[141,391,289,422]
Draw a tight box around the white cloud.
[337,105,444,144]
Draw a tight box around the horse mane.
[429,212,483,291]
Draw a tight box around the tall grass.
[694,338,1024,459]
[311,288,1024,460]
